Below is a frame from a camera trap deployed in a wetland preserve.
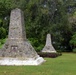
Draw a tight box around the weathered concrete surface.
[0,8,45,65]
[0,57,45,65]
[42,34,57,53]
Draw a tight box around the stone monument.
[42,34,56,53]
[0,8,45,65]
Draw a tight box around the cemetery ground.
[0,53,76,75]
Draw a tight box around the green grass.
[0,53,76,75]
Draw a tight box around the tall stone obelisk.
[42,34,56,53]
[0,8,45,65]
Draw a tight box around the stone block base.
[0,57,45,65]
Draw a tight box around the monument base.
[42,50,57,53]
[0,56,45,65]
[42,46,57,53]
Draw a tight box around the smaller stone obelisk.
[42,34,56,53]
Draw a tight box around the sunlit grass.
[0,53,76,75]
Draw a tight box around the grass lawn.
[0,53,76,75]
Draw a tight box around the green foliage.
[73,48,76,53]
[0,0,76,52]
[0,27,6,39]
[36,44,44,52]
[28,38,39,47]
[0,38,6,44]
[28,38,44,52]
[0,38,6,49]
[70,32,76,46]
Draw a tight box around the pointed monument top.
[45,33,52,46]
[9,8,26,40]
[42,33,57,53]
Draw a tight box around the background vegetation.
[0,0,76,52]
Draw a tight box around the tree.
[70,32,76,48]
[0,0,76,52]
[0,27,6,39]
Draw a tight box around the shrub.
[73,48,76,53]
[36,44,44,52]
[38,52,62,58]
[57,50,62,53]
[0,38,6,44]
[0,27,6,39]
[28,38,44,52]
